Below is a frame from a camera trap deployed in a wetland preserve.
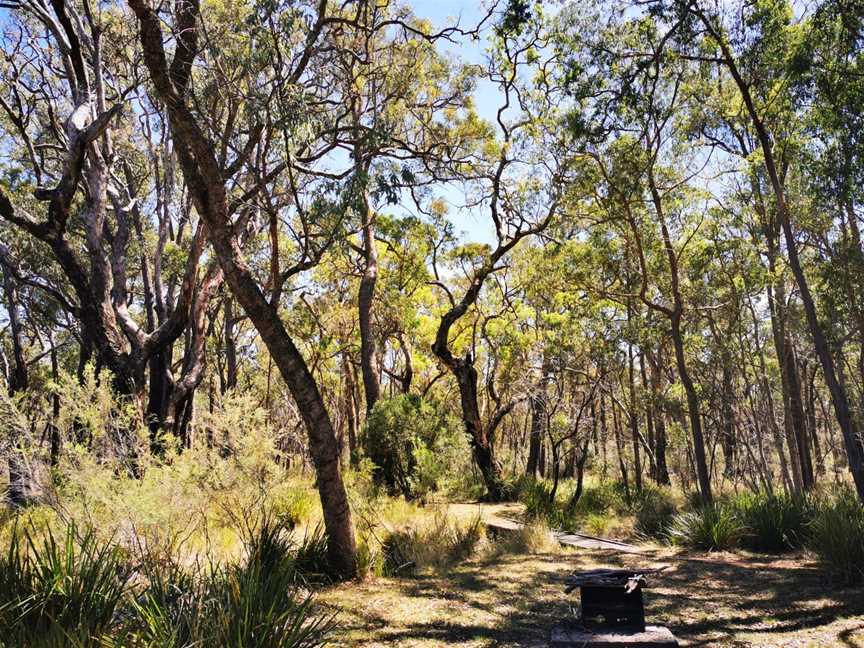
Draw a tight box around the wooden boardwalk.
[484,517,645,554]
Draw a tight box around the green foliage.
[808,489,864,586]
[633,488,678,539]
[362,394,466,499]
[519,478,632,532]
[731,491,814,553]
[667,504,745,551]
[0,522,131,647]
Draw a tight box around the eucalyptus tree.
[555,6,716,502]
[327,1,485,416]
[0,1,223,448]
[127,0,369,577]
[428,7,566,501]
[648,0,864,501]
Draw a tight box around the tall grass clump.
[520,479,567,526]
[0,522,131,647]
[732,491,814,553]
[667,503,744,551]
[808,489,864,586]
[381,513,484,576]
[206,518,335,648]
[0,517,336,647]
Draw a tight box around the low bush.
[732,491,814,553]
[519,478,636,535]
[667,503,744,551]
[808,489,864,586]
[634,488,678,539]
[362,395,468,499]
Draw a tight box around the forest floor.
[319,503,864,647]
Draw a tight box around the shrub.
[808,489,864,586]
[667,504,744,550]
[732,491,814,553]
[573,480,629,516]
[634,488,678,539]
[362,395,467,499]
[519,478,633,533]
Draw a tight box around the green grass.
[808,488,864,586]
[667,503,745,551]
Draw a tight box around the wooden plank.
[554,531,643,554]
[484,516,644,555]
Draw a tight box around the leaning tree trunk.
[130,0,357,578]
[454,360,509,501]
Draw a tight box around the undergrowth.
[0,517,335,647]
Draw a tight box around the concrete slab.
[549,625,679,647]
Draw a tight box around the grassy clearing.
[319,540,864,647]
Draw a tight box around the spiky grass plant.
[808,489,864,586]
[0,522,131,647]
[732,491,814,553]
[667,504,744,551]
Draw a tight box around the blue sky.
[398,1,505,245]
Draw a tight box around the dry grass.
[319,521,864,647]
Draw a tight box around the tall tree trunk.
[627,330,643,491]
[223,296,238,394]
[720,354,736,478]
[49,335,61,466]
[2,265,31,506]
[342,353,359,467]
[639,350,658,481]
[671,314,712,503]
[612,399,630,502]
[784,338,814,490]
[130,1,357,577]
[699,11,864,500]
[526,355,550,478]
[356,146,380,416]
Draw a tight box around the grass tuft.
[808,489,864,586]
[667,504,744,551]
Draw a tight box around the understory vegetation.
[2,0,864,643]
[519,477,864,584]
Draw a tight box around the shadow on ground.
[320,547,864,647]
